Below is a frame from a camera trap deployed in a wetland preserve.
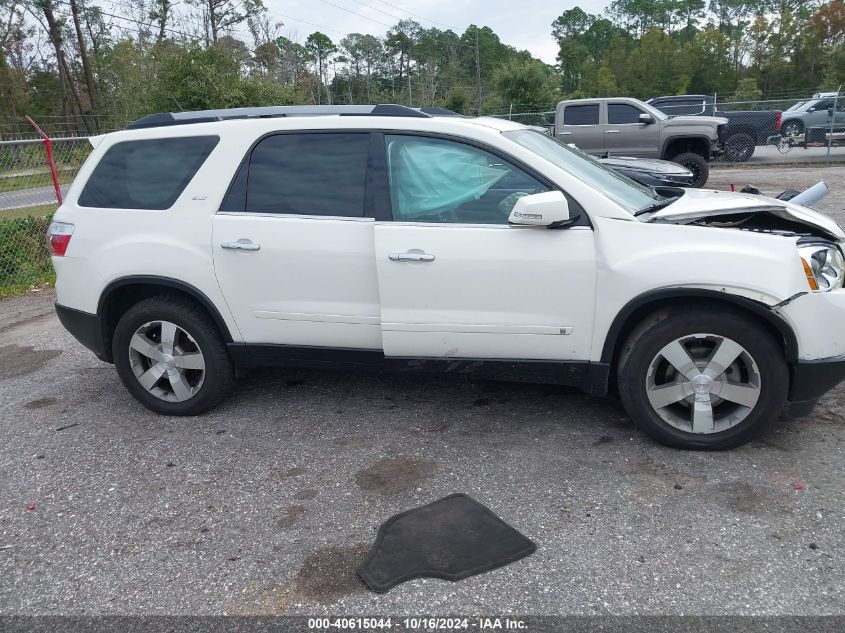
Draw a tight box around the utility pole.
[475,28,481,115]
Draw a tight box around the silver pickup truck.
[553,97,727,187]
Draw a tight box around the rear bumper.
[785,354,845,417]
[55,303,109,362]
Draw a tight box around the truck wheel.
[112,295,235,415]
[617,307,788,450]
[672,152,708,187]
[781,120,803,138]
[724,133,756,162]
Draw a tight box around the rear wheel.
[617,307,788,450]
[112,295,235,415]
[672,152,709,188]
[724,132,756,162]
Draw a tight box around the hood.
[646,188,845,241]
[666,115,729,126]
[601,156,692,176]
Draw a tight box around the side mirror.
[639,113,654,125]
[508,191,573,228]
[808,107,816,113]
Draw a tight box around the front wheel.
[672,152,709,188]
[617,307,788,450]
[724,132,756,162]
[112,295,235,415]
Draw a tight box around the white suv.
[49,104,845,450]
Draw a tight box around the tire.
[781,120,803,138]
[112,295,235,415]
[724,132,756,163]
[672,152,709,188]
[617,306,788,450]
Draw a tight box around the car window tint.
[563,104,599,125]
[384,134,548,224]
[245,133,369,216]
[815,100,832,110]
[78,136,218,210]
[608,103,644,124]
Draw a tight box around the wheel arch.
[600,288,798,393]
[97,276,234,363]
[661,135,711,160]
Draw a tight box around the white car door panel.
[213,214,382,348]
[212,131,382,349]
[375,224,596,360]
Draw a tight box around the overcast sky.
[263,0,613,64]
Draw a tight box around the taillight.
[775,112,782,130]
[47,221,74,256]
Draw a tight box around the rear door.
[212,131,382,351]
[606,101,659,157]
[556,102,605,154]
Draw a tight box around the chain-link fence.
[490,95,845,166]
[0,132,93,297]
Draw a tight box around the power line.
[366,0,458,30]
[315,0,394,29]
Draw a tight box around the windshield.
[504,129,661,214]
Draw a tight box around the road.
[744,144,845,164]
[1,311,844,616]
[0,185,66,212]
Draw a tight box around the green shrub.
[0,213,55,297]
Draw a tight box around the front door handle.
[221,240,260,251]
[605,129,621,133]
[389,252,435,262]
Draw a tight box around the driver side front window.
[384,134,548,224]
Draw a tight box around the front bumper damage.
[775,288,845,417]
[786,355,845,417]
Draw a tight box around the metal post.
[828,85,841,165]
[508,103,512,121]
[26,115,63,205]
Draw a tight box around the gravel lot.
[2,165,845,617]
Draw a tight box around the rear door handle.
[221,240,260,251]
[389,252,435,262]
[605,129,620,134]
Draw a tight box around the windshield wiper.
[634,196,680,217]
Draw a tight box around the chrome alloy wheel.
[645,333,761,434]
[128,320,206,402]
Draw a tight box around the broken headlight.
[799,243,845,291]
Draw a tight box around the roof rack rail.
[127,104,432,129]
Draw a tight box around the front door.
[212,131,382,350]
[373,133,597,361]
[606,101,658,157]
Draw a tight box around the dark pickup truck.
[647,95,782,162]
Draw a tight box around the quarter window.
[563,104,599,126]
[244,133,369,216]
[384,134,548,224]
[608,103,646,124]
[78,136,218,210]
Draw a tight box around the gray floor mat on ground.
[357,493,536,593]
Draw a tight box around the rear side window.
[78,136,218,209]
[563,104,599,126]
[243,133,369,216]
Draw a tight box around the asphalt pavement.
[1,166,845,617]
[0,185,66,212]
